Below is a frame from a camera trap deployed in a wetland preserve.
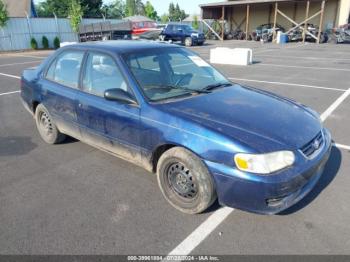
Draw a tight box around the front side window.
[82,52,129,97]
[123,48,230,102]
[46,50,84,89]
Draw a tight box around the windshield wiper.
[203,82,232,91]
[161,85,211,94]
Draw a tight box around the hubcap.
[39,112,53,136]
[167,162,197,199]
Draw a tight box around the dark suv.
[159,23,205,47]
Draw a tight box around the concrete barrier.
[210,47,253,66]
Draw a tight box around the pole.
[272,2,278,42]
[245,4,250,40]
[317,0,325,44]
[221,6,225,41]
[302,1,310,43]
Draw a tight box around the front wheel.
[157,147,217,214]
[184,37,193,47]
[35,104,65,144]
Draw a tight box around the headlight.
[191,33,199,37]
[234,151,295,174]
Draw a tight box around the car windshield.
[123,48,230,102]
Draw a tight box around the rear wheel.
[35,104,65,144]
[157,147,217,214]
[184,37,193,47]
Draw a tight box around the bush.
[42,36,49,49]
[30,38,38,50]
[53,36,60,49]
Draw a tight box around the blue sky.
[34,0,220,15]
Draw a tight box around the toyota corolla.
[20,41,331,214]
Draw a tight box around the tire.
[226,33,233,40]
[157,147,217,214]
[184,37,193,47]
[262,34,269,42]
[35,104,65,144]
[197,41,204,46]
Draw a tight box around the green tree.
[168,2,175,21]
[35,3,52,17]
[125,0,145,17]
[30,38,38,49]
[80,0,103,18]
[160,13,169,23]
[168,2,187,21]
[69,0,83,32]
[42,36,49,49]
[0,0,9,28]
[125,0,135,16]
[53,36,60,49]
[36,0,71,17]
[192,15,199,30]
[145,1,157,20]
[101,0,126,19]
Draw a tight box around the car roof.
[62,40,181,54]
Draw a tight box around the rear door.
[173,25,183,41]
[76,51,141,163]
[41,50,85,138]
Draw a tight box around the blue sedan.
[20,41,331,214]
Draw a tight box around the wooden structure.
[200,0,332,43]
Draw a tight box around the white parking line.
[256,54,350,61]
[228,77,345,92]
[334,143,350,151]
[0,60,41,67]
[258,63,350,72]
[0,72,20,79]
[164,207,233,259]
[320,88,350,122]
[254,43,308,54]
[166,86,350,257]
[3,53,49,59]
[0,90,20,96]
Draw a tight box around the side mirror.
[104,88,136,105]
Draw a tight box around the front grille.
[300,131,324,158]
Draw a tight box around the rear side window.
[82,52,129,97]
[46,51,84,89]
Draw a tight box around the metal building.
[3,0,37,17]
[200,0,350,42]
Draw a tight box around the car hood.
[156,85,321,151]
[189,30,201,34]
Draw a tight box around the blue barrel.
[280,33,289,44]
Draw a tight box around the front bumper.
[205,128,332,214]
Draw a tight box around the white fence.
[0,17,123,51]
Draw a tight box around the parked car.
[21,41,331,215]
[159,23,205,46]
[254,23,285,42]
[225,29,244,40]
[332,23,350,43]
[288,23,328,43]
